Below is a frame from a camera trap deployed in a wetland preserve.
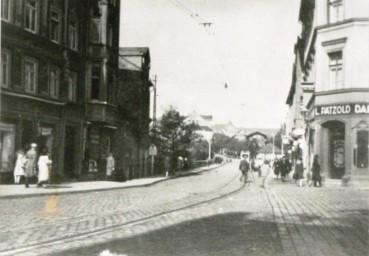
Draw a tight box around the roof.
[119,47,150,56]
[186,111,213,131]
[200,115,213,122]
[246,131,268,139]
[119,47,151,71]
[258,144,282,154]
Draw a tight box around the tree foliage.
[150,106,199,172]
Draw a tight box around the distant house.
[246,131,268,147]
[186,111,213,131]
[257,144,282,161]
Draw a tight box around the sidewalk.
[0,163,224,199]
[264,168,369,190]
[263,167,369,256]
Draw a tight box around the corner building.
[299,0,369,181]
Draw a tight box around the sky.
[120,0,301,128]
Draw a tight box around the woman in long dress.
[312,154,322,187]
[13,149,27,184]
[37,147,52,188]
[295,158,304,187]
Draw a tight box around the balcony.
[86,101,116,125]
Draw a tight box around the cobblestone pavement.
[0,162,248,255]
[1,163,368,256]
[266,175,369,256]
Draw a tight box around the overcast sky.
[120,0,301,128]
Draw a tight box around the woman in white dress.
[37,147,52,188]
[13,149,27,184]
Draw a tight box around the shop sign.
[315,104,369,116]
[0,123,15,132]
[149,144,157,156]
[40,127,52,136]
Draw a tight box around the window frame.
[328,0,344,24]
[328,51,344,90]
[24,0,39,34]
[50,8,62,44]
[68,18,79,51]
[48,64,60,98]
[23,57,38,93]
[1,0,12,22]
[68,71,78,102]
[1,50,11,88]
[91,65,101,100]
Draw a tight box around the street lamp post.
[152,75,157,128]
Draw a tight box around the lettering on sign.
[315,104,369,116]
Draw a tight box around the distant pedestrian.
[280,157,291,182]
[311,154,322,187]
[273,158,281,179]
[13,149,27,184]
[295,158,304,187]
[24,143,38,188]
[37,147,52,188]
[239,155,250,183]
[165,156,170,178]
[106,153,115,181]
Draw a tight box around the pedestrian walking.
[24,143,38,188]
[295,158,304,187]
[37,147,52,188]
[13,149,27,184]
[164,156,170,178]
[280,157,291,182]
[273,157,281,179]
[311,154,322,187]
[106,153,115,181]
[239,155,250,183]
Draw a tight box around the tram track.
[1,170,249,255]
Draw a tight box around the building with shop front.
[1,0,121,183]
[286,0,369,183]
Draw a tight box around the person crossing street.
[239,155,250,183]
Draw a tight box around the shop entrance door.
[323,121,345,179]
[64,126,76,179]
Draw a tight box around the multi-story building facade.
[286,0,369,182]
[117,48,152,179]
[0,0,121,182]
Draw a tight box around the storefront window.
[355,125,368,168]
[39,127,53,156]
[0,123,15,172]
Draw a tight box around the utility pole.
[152,75,157,128]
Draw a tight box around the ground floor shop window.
[39,126,53,156]
[354,122,368,169]
[0,123,15,172]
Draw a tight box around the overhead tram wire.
[167,0,229,87]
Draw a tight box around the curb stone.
[0,163,226,200]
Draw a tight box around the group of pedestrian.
[273,154,322,187]
[13,143,52,188]
[273,156,292,181]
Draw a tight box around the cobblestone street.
[0,162,368,256]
